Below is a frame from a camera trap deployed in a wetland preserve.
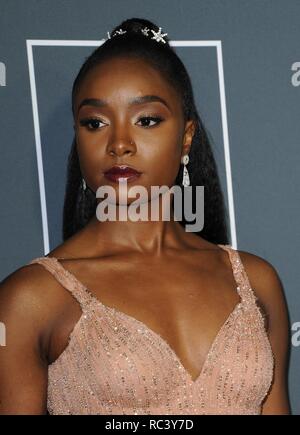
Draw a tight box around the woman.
[0,18,290,415]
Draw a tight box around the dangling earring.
[181,154,190,187]
[82,178,87,191]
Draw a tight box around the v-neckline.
[45,244,243,385]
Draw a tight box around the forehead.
[75,57,180,108]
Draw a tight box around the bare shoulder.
[0,260,64,308]
[235,247,291,351]
[0,262,53,311]
[236,249,289,313]
[0,260,72,354]
[0,223,95,317]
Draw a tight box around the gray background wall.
[0,0,299,414]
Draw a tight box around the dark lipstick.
[104,165,142,183]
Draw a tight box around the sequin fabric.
[28,244,274,415]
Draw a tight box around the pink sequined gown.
[28,244,274,415]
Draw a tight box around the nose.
[106,136,136,157]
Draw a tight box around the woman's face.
[73,56,195,203]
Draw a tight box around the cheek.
[143,138,182,186]
[76,143,105,191]
[76,131,104,166]
[76,130,99,156]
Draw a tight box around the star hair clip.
[106,26,168,44]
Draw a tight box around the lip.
[104,165,142,183]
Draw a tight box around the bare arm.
[240,251,291,415]
[0,265,50,414]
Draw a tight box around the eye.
[79,115,164,131]
[79,118,107,131]
[136,115,164,128]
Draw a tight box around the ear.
[181,120,196,157]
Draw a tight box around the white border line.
[26,40,50,254]
[216,42,237,250]
[26,39,237,254]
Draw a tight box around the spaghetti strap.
[217,244,257,305]
[28,256,93,311]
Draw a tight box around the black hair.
[63,17,229,245]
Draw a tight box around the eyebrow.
[77,95,171,113]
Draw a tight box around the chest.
[49,255,242,381]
